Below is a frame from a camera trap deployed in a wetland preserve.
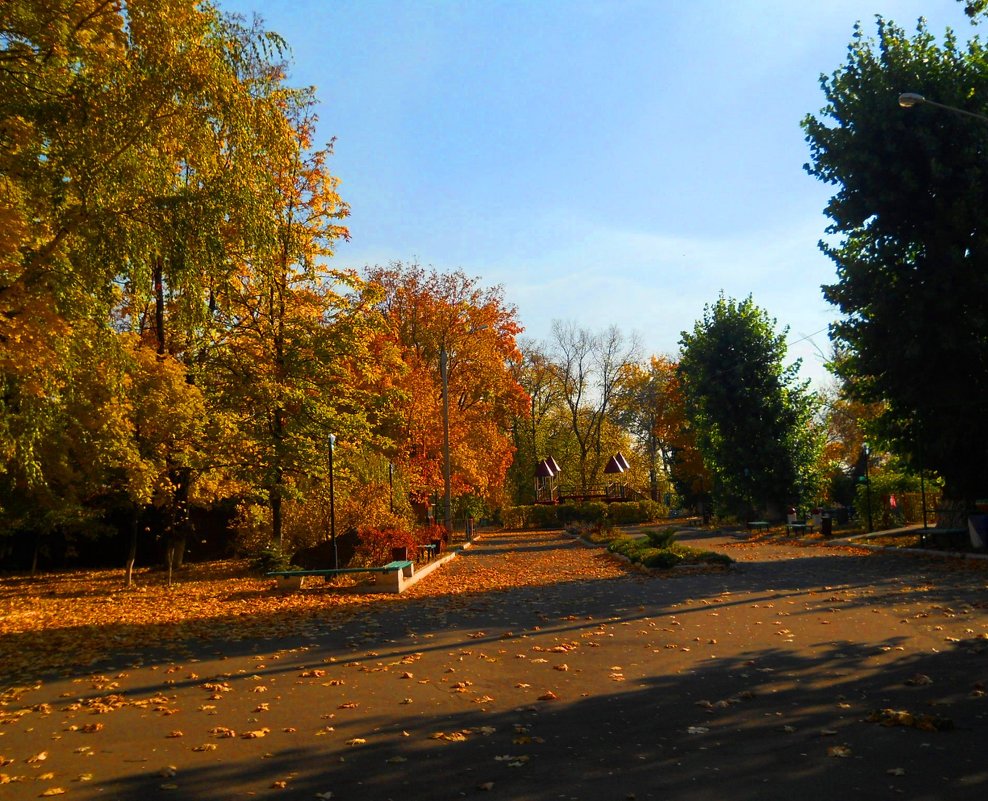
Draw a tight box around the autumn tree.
[549,322,640,494]
[614,355,708,506]
[368,263,527,525]
[679,295,823,517]
[202,89,399,550]
[505,342,570,503]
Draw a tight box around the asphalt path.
[2,528,988,801]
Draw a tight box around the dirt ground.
[2,527,988,800]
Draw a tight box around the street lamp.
[328,434,338,568]
[388,461,394,514]
[439,343,453,535]
[898,92,988,123]
[862,441,873,533]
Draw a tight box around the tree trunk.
[153,256,166,356]
[936,497,968,529]
[166,467,192,571]
[125,505,139,587]
[271,466,283,550]
[169,536,186,570]
[30,531,40,578]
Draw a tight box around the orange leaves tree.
[201,90,398,550]
[367,263,527,524]
[614,356,708,506]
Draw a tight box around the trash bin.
[821,513,832,538]
[968,515,988,549]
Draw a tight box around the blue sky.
[219,0,973,386]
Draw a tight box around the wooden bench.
[269,560,414,593]
[747,520,770,532]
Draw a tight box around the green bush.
[504,499,672,530]
[645,528,677,548]
[605,533,733,571]
[609,500,669,524]
[642,549,684,569]
[252,544,294,574]
[693,550,733,566]
[607,536,652,561]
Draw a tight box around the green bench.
[785,522,814,537]
[747,521,770,532]
[269,560,414,593]
[417,543,438,561]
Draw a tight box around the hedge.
[502,500,669,530]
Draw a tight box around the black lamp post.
[863,441,873,533]
[388,461,394,514]
[328,434,338,568]
[439,343,452,535]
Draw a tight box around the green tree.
[678,295,822,517]
[803,17,988,517]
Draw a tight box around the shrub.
[503,500,672,530]
[609,500,669,524]
[353,523,445,566]
[605,533,733,570]
[607,536,651,561]
[252,544,294,574]
[642,549,684,569]
[693,550,733,566]
[531,504,564,528]
[501,506,529,530]
[645,528,677,548]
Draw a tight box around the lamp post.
[863,441,873,533]
[388,461,394,514]
[898,92,988,123]
[440,343,453,535]
[328,434,338,568]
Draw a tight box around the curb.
[831,531,988,562]
[401,537,476,589]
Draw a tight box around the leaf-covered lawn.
[0,532,632,683]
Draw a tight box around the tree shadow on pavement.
[78,635,988,801]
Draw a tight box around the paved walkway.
[2,529,988,800]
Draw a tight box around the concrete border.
[281,538,476,594]
[400,538,474,589]
[832,525,988,562]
